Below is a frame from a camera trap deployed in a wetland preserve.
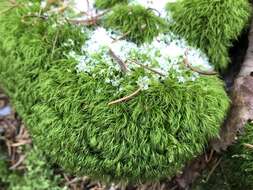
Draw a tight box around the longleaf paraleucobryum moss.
[0,0,235,183]
[167,0,251,71]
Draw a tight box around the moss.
[193,124,253,190]
[167,0,251,71]
[0,148,64,190]
[95,0,128,9]
[104,4,168,44]
[0,0,229,183]
[0,158,9,189]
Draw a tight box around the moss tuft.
[0,0,229,183]
[0,148,64,190]
[167,0,251,71]
[104,4,168,44]
[95,0,128,9]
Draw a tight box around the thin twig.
[128,60,166,77]
[108,88,142,106]
[21,14,48,23]
[147,7,161,17]
[9,155,26,170]
[67,10,108,26]
[11,140,32,147]
[63,174,71,183]
[205,158,222,182]
[183,53,217,75]
[183,58,217,75]
[244,143,253,149]
[8,0,17,4]
[67,176,89,185]
[206,149,215,163]
[112,31,131,43]
[109,48,128,73]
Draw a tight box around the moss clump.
[95,0,128,9]
[104,4,167,44]
[168,0,251,71]
[0,148,64,190]
[0,0,229,183]
[193,124,253,190]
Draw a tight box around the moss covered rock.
[0,0,232,183]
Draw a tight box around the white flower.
[28,2,33,7]
[137,76,150,90]
[40,1,47,9]
[72,26,212,89]
[177,76,186,83]
[68,50,77,58]
[187,49,213,71]
[162,42,184,58]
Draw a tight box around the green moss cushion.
[168,0,251,71]
[0,0,230,183]
[104,4,167,44]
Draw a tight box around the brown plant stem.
[183,56,217,76]
[109,48,128,73]
[128,60,166,77]
[108,88,141,106]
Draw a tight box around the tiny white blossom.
[137,76,150,90]
[68,50,77,58]
[40,1,47,9]
[28,2,33,6]
[177,76,186,83]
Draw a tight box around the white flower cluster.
[71,27,213,91]
[64,0,214,92]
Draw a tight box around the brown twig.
[67,10,109,26]
[11,140,32,147]
[244,143,253,149]
[147,8,161,17]
[112,31,131,43]
[108,88,141,106]
[109,48,128,73]
[205,149,214,163]
[183,56,217,76]
[128,60,166,77]
[205,158,222,182]
[9,155,26,170]
[21,14,48,23]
